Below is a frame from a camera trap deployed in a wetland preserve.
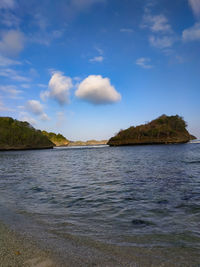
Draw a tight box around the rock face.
[42,131,69,147]
[68,140,108,146]
[108,115,196,146]
[0,117,54,150]
[190,134,197,140]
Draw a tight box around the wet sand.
[1,219,200,267]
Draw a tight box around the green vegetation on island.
[108,115,196,146]
[0,115,197,150]
[42,131,69,147]
[0,117,54,150]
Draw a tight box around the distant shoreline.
[1,141,199,151]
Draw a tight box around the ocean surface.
[0,143,200,265]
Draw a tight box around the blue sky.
[0,0,199,140]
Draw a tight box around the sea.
[0,143,200,266]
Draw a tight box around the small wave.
[184,160,200,164]
[175,203,200,213]
[54,145,109,150]
[157,199,169,204]
[131,219,155,227]
[30,186,45,193]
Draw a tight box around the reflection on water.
[0,144,200,251]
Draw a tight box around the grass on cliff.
[0,117,53,149]
[42,131,69,146]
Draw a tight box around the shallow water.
[0,143,200,264]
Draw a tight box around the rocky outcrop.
[108,115,196,146]
[42,131,69,147]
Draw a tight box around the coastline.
[0,146,54,151]
[1,217,200,267]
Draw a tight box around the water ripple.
[0,144,200,250]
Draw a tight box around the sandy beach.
[0,222,55,267]
[1,219,200,267]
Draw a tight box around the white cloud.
[29,29,64,46]
[120,28,134,33]
[0,99,14,111]
[149,35,175,48]
[89,56,104,62]
[0,0,15,9]
[142,14,172,33]
[27,100,43,115]
[182,22,200,41]
[26,100,49,121]
[0,30,25,57]
[0,55,21,66]
[41,71,73,105]
[40,90,49,101]
[0,85,22,98]
[19,112,37,126]
[141,9,176,50]
[0,68,30,82]
[188,0,200,17]
[136,58,153,69]
[40,113,49,121]
[56,111,67,128]
[75,75,121,104]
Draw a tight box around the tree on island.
[108,115,196,146]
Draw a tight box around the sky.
[0,0,200,140]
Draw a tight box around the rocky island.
[108,115,196,146]
[0,117,54,150]
[42,131,69,147]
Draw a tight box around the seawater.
[0,144,200,263]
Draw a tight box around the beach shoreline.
[1,218,200,267]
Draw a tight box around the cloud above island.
[26,100,49,121]
[40,71,73,105]
[0,85,22,98]
[75,75,121,104]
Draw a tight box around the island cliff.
[42,131,69,147]
[0,117,54,150]
[108,115,196,146]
